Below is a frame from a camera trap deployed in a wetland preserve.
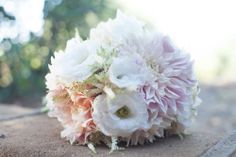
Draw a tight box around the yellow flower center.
[115,106,131,119]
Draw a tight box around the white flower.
[45,73,59,90]
[108,54,152,89]
[45,10,201,147]
[64,36,82,54]
[92,92,149,137]
[90,10,145,47]
[49,38,99,84]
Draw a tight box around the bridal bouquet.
[45,10,201,152]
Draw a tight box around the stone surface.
[193,84,236,135]
[232,152,236,157]
[200,130,236,157]
[0,105,41,121]
[0,115,222,157]
[0,105,33,117]
[0,105,32,122]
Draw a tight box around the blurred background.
[0,0,235,135]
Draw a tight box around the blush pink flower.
[47,85,96,144]
[139,36,198,132]
[45,10,201,150]
[47,85,73,126]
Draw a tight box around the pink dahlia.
[138,36,199,136]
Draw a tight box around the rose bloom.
[49,38,99,85]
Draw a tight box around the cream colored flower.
[108,54,152,89]
[92,92,149,137]
[90,10,145,47]
[49,39,99,85]
[45,73,59,90]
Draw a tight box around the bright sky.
[119,0,236,83]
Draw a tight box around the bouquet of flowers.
[45,10,201,152]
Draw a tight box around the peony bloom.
[92,92,149,137]
[49,38,99,85]
[108,54,152,89]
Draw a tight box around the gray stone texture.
[0,114,222,157]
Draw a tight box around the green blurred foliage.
[0,0,117,102]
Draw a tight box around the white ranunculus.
[92,92,149,137]
[108,54,152,89]
[90,10,145,47]
[49,38,99,84]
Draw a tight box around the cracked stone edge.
[200,130,236,157]
[0,109,45,122]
